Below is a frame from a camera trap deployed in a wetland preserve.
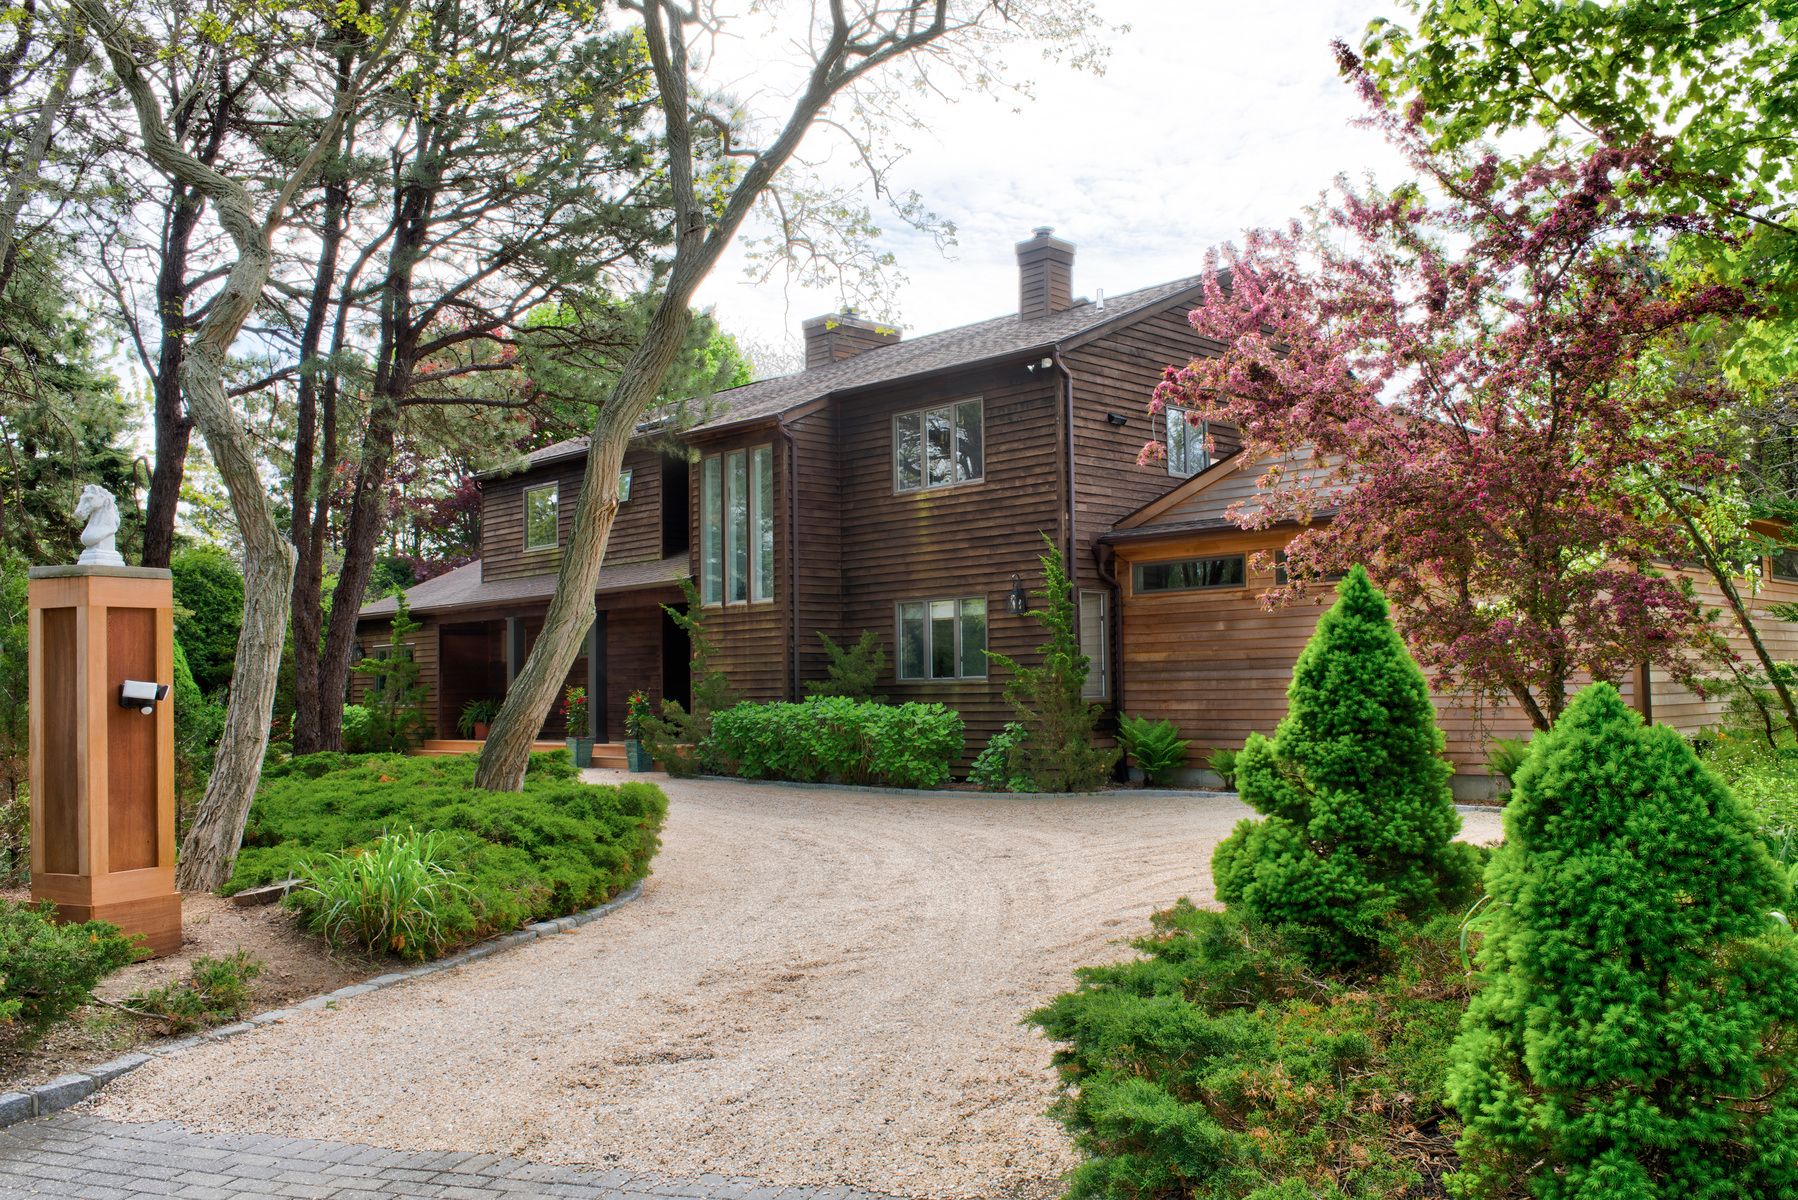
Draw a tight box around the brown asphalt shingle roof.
[359,553,688,619]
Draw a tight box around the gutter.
[1051,346,1077,572]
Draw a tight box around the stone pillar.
[27,565,182,956]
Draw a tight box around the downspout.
[778,416,801,700]
[1096,541,1124,713]
[1051,347,1076,571]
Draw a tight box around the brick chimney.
[1016,226,1075,320]
[801,310,901,370]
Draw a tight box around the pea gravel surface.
[89,777,1505,1200]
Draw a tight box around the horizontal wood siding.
[791,406,844,682]
[482,446,671,583]
[687,428,788,701]
[348,617,441,736]
[1650,568,1798,735]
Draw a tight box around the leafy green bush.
[0,548,27,816]
[351,593,429,753]
[340,704,375,753]
[707,697,962,789]
[0,900,138,1039]
[297,828,463,959]
[1031,901,1470,1200]
[1206,746,1238,789]
[170,544,243,697]
[988,537,1118,792]
[1483,735,1529,794]
[640,580,736,778]
[1213,567,1479,970]
[806,630,887,701]
[1117,714,1189,785]
[173,638,225,805]
[228,752,667,953]
[969,722,1034,792]
[1449,683,1798,1199]
[124,951,263,1033]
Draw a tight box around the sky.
[690,1,1416,364]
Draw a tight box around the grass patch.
[227,750,667,955]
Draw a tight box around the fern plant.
[1117,714,1189,785]
[1207,747,1239,789]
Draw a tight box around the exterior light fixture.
[1106,413,1128,427]
[1006,573,1030,616]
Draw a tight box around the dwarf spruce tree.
[1448,684,1798,1200]
[1212,566,1476,968]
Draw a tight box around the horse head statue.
[74,485,124,566]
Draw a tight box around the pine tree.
[352,593,430,753]
[1448,683,1798,1200]
[988,536,1117,793]
[1212,565,1477,968]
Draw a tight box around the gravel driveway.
[89,779,1503,1200]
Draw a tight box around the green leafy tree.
[987,537,1117,793]
[805,630,887,701]
[350,593,429,754]
[639,579,736,777]
[1449,683,1798,1199]
[171,545,244,697]
[1213,567,1478,969]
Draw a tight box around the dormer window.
[895,399,983,492]
[1167,406,1208,477]
[524,483,559,551]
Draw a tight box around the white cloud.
[693,1,1417,360]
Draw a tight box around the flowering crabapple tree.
[1149,97,1758,730]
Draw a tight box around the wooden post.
[27,565,182,956]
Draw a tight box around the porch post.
[587,615,606,741]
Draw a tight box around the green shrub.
[456,698,501,736]
[987,537,1118,793]
[707,697,962,789]
[806,630,887,701]
[340,704,375,753]
[1448,683,1798,1200]
[171,544,243,697]
[1483,735,1529,793]
[228,752,667,953]
[1031,901,1471,1199]
[1213,566,1479,970]
[124,951,263,1033]
[641,580,736,778]
[0,900,138,1039]
[173,638,225,805]
[1206,746,1238,789]
[1117,714,1189,785]
[296,828,463,960]
[0,549,28,814]
[350,593,429,753]
[969,722,1034,792]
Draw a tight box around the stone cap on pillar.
[28,565,172,581]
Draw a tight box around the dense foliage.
[1118,714,1190,785]
[805,630,888,702]
[1214,568,1478,969]
[0,548,27,819]
[296,828,463,960]
[640,581,737,778]
[124,951,263,1034]
[228,752,666,952]
[969,722,1033,793]
[1449,684,1798,1199]
[988,539,1117,793]
[350,595,430,754]
[1031,903,1471,1200]
[0,900,138,1039]
[707,697,962,790]
[170,545,244,698]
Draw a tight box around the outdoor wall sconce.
[1006,573,1030,615]
[1106,413,1129,427]
[118,679,169,715]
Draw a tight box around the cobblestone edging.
[0,880,645,1129]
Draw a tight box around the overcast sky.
[692,1,1414,365]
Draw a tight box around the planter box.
[626,739,653,772]
[566,737,594,768]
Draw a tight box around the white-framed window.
[618,467,634,502]
[1133,554,1245,594]
[897,597,987,680]
[1078,590,1108,700]
[524,483,559,551]
[895,398,983,493]
[700,445,774,605]
[1167,406,1208,477]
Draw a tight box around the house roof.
[359,553,688,620]
[1106,446,1344,543]
[497,273,1210,476]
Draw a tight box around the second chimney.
[801,311,901,371]
[1016,226,1075,320]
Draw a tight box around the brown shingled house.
[356,227,1788,791]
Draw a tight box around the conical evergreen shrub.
[1212,565,1478,968]
[1448,683,1798,1200]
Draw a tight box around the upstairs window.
[1166,406,1208,477]
[897,597,987,680]
[1773,547,1798,583]
[1133,554,1245,594]
[524,483,559,551]
[701,445,774,605]
[895,399,983,492]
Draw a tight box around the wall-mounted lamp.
[1006,573,1030,616]
[1106,413,1129,427]
[118,679,169,715]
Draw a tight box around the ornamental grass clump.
[296,828,463,960]
[1212,566,1479,969]
[1448,683,1798,1200]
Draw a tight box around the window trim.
[1078,589,1109,700]
[523,482,560,552]
[1131,554,1248,596]
[895,595,989,681]
[892,397,985,495]
[1166,406,1209,478]
[699,444,775,608]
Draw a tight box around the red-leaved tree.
[1151,80,1757,729]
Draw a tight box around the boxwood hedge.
[706,696,962,789]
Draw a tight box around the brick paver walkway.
[0,1114,893,1200]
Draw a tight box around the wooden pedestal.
[27,566,182,957]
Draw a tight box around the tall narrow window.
[699,445,775,605]
[898,601,927,678]
[752,446,774,602]
[895,399,982,492]
[897,596,988,680]
[1166,407,1208,477]
[1078,591,1108,699]
[524,483,559,550]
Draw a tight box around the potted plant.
[624,689,653,772]
[562,685,593,768]
[456,697,502,739]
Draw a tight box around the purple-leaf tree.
[1150,82,1755,730]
